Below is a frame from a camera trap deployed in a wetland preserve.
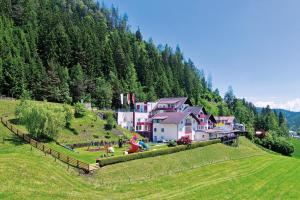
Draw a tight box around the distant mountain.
[257,108,300,131]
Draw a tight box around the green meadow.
[1,122,300,199]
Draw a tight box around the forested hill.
[0,0,223,109]
[257,108,300,131]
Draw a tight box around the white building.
[152,112,200,142]
[117,102,157,134]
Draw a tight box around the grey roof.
[152,111,199,124]
[186,106,204,115]
[186,106,216,123]
[153,97,191,110]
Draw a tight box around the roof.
[153,97,192,110]
[215,116,235,123]
[186,106,216,123]
[152,111,200,124]
[186,106,205,115]
[206,114,217,123]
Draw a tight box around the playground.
[73,135,168,160]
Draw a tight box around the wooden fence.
[0,116,91,173]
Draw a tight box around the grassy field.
[0,99,131,144]
[2,120,300,199]
[291,138,300,159]
[0,99,136,164]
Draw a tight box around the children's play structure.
[127,134,149,154]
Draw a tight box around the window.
[161,128,164,132]
[154,128,157,132]
[136,126,138,130]
[202,135,205,138]
[138,118,141,122]
[136,105,140,110]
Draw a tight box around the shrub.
[16,101,65,139]
[167,140,177,147]
[97,139,220,167]
[252,133,294,156]
[63,104,73,128]
[105,112,116,130]
[177,136,192,145]
[74,102,86,118]
[105,132,111,139]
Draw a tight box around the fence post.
[43,145,46,156]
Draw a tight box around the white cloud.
[254,98,300,112]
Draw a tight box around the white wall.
[195,131,209,141]
[117,112,133,130]
[153,123,178,141]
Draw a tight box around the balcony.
[157,107,176,111]
[200,122,207,126]
[199,114,206,118]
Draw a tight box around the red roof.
[215,116,235,123]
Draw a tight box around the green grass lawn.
[2,100,300,199]
[2,122,300,200]
[291,138,300,159]
[0,99,131,144]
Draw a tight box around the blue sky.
[102,0,300,111]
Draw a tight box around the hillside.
[273,109,300,131]
[0,0,223,111]
[2,122,300,199]
[257,107,300,131]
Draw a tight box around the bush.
[105,112,116,130]
[252,133,294,156]
[167,140,177,147]
[97,139,220,167]
[16,101,65,139]
[105,132,111,139]
[177,136,192,145]
[63,104,73,128]
[74,102,86,118]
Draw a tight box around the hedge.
[97,139,220,167]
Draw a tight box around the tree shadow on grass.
[66,126,79,135]
[8,118,20,125]
[3,135,26,146]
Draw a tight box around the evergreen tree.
[70,63,85,102]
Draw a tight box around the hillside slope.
[1,124,300,199]
[258,107,300,131]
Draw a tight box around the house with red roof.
[150,97,192,116]
[117,97,241,142]
[152,111,200,142]
[215,116,236,129]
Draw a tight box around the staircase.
[89,163,100,171]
